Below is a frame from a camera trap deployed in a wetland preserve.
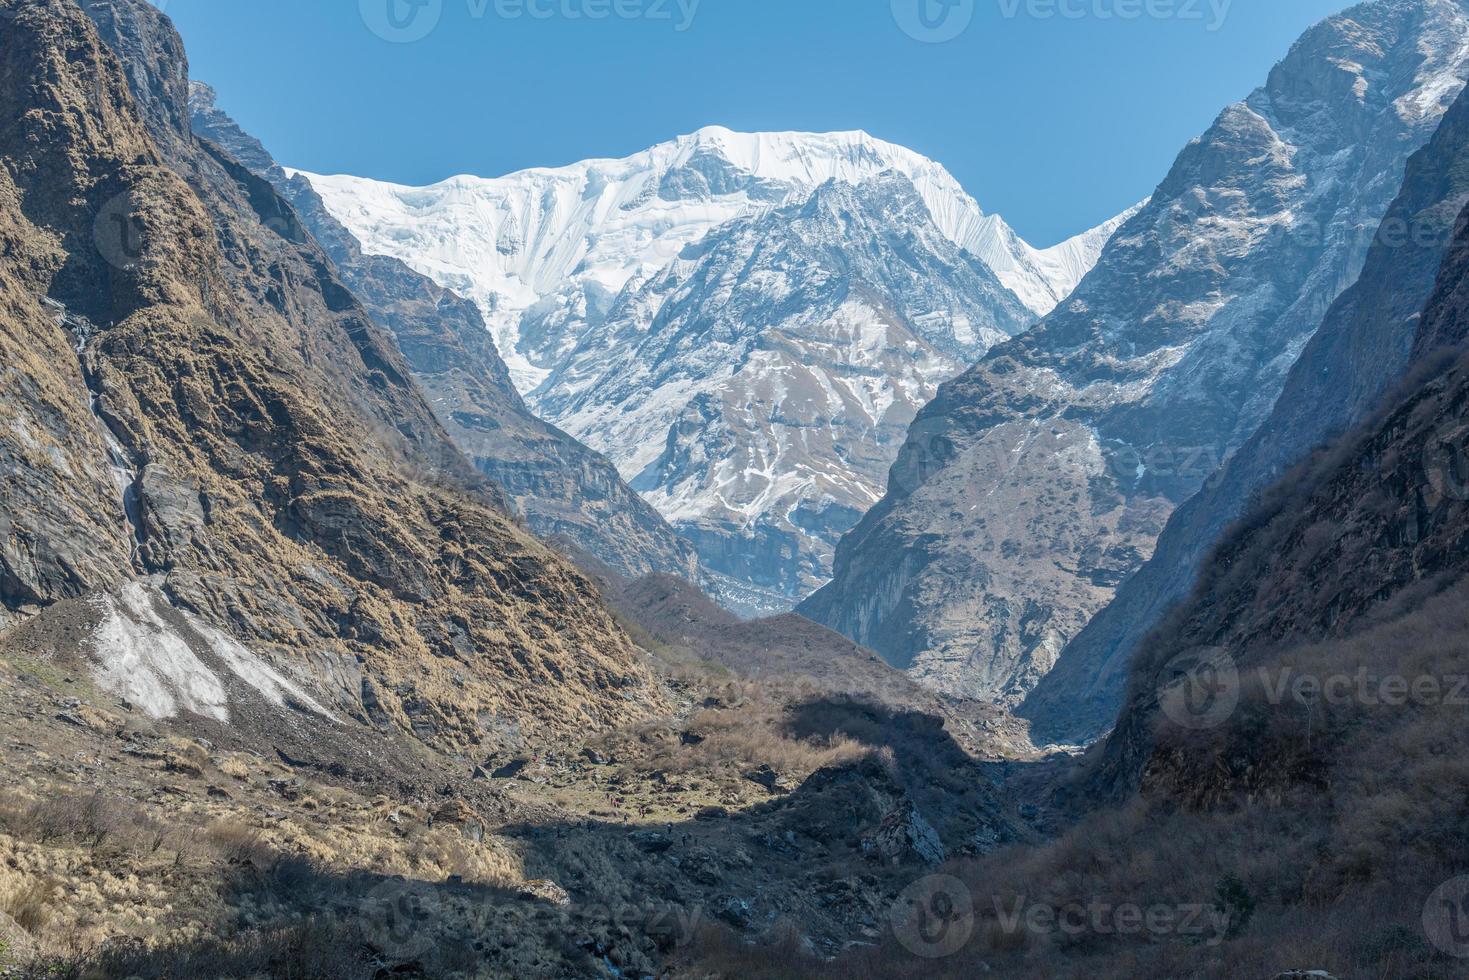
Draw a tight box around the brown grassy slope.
[0,0,662,747]
[598,573,1039,761]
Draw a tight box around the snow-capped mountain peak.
[295,129,1139,611]
[531,170,1033,611]
[294,128,1126,391]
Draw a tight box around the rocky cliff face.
[0,0,661,749]
[1025,80,1469,745]
[1094,185,1469,798]
[534,175,1031,613]
[801,0,1469,704]
[186,83,700,585]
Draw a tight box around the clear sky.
[160,0,1350,246]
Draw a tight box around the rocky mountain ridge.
[0,0,660,755]
[187,82,701,585]
[802,0,1469,704]
[1026,74,1469,744]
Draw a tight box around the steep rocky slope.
[802,0,1469,704]
[1097,191,1469,801]
[0,0,660,752]
[536,175,1031,612]
[1026,79,1469,744]
[187,83,700,584]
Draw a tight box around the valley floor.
[5,572,1467,980]
[0,616,1037,979]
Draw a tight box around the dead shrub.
[205,819,276,868]
[0,792,170,857]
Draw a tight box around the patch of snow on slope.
[90,583,229,721]
[89,583,331,721]
[192,619,331,717]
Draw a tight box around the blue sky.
[163,0,1348,245]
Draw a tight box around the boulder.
[517,879,571,907]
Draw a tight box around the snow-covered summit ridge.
[293,127,1135,390]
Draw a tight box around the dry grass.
[635,681,867,777]
[0,793,170,858]
[13,919,375,980]
[0,877,57,935]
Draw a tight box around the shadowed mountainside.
[1025,78,1469,745]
